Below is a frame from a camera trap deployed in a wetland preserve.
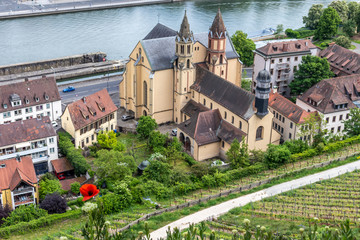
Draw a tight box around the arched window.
[220,55,223,64]
[224,111,227,119]
[187,45,191,54]
[256,126,264,140]
[143,81,147,107]
[203,99,206,106]
[187,59,190,68]
[210,103,213,109]
[239,121,242,130]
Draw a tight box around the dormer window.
[44,94,49,100]
[3,103,7,109]
[25,98,29,104]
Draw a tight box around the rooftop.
[51,158,74,173]
[256,39,316,56]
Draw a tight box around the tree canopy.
[231,30,256,67]
[136,116,158,139]
[314,7,341,40]
[328,0,348,23]
[343,108,360,137]
[226,138,249,168]
[335,35,352,49]
[39,179,63,200]
[303,4,324,29]
[289,55,334,96]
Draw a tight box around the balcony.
[276,63,290,70]
[0,146,48,161]
[14,199,33,207]
[13,186,34,196]
[13,192,34,207]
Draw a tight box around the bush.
[142,160,172,184]
[283,139,309,154]
[296,28,315,38]
[264,145,291,169]
[143,180,171,200]
[70,182,81,195]
[285,28,300,38]
[0,204,11,226]
[183,153,197,166]
[40,193,67,214]
[39,172,56,181]
[136,116,158,139]
[67,197,84,207]
[2,205,48,227]
[148,130,167,152]
[39,179,63,200]
[335,35,352,49]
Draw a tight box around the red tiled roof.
[0,156,37,191]
[0,77,60,114]
[257,39,317,56]
[0,116,56,148]
[269,92,311,124]
[60,176,86,191]
[66,89,117,130]
[51,158,74,173]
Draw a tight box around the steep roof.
[51,158,74,173]
[0,156,37,191]
[181,99,209,117]
[209,8,226,38]
[0,77,61,114]
[143,23,177,40]
[319,44,360,76]
[178,11,192,41]
[66,89,117,131]
[269,91,311,124]
[191,66,255,120]
[178,109,246,145]
[0,116,56,147]
[298,74,360,114]
[256,39,316,56]
[141,32,238,71]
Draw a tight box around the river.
[0,0,334,66]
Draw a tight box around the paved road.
[351,41,360,54]
[150,158,360,239]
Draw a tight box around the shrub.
[67,197,84,207]
[0,204,11,226]
[142,160,172,184]
[136,116,157,139]
[2,205,48,227]
[183,153,197,166]
[285,28,300,38]
[148,130,167,153]
[40,193,67,214]
[70,182,81,195]
[335,35,352,49]
[39,172,56,181]
[39,178,63,200]
[264,145,291,169]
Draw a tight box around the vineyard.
[205,170,360,239]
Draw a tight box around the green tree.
[329,0,349,23]
[289,55,334,96]
[231,30,256,66]
[70,182,81,195]
[226,138,249,168]
[343,19,357,37]
[241,78,251,92]
[163,137,183,166]
[283,139,309,154]
[335,35,352,48]
[136,116,157,139]
[314,7,341,40]
[343,108,360,137]
[94,149,136,181]
[347,1,359,21]
[142,160,172,184]
[148,130,167,152]
[39,179,63,200]
[97,131,117,149]
[264,145,291,169]
[276,24,284,34]
[298,113,327,146]
[303,4,324,30]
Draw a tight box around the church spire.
[178,10,192,41]
[209,8,226,38]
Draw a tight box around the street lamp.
[50,67,56,80]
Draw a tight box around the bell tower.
[206,8,228,79]
[174,11,195,123]
[255,69,271,117]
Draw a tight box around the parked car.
[171,129,177,136]
[51,121,58,127]
[62,86,75,92]
[121,115,134,121]
[56,172,65,180]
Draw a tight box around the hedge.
[0,209,82,238]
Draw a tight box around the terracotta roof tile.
[0,77,60,113]
[256,39,316,56]
[51,158,74,173]
[0,156,37,191]
[181,99,209,117]
[66,89,117,130]
[0,116,55,147]
[60,176,86,191]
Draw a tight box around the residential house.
[61,89,118,148]
[0,155,39,210]
[319,43,360,77]
[296,74,360,135]
[269,91,312,142]
[0,116,58,175]
[0,77,61,124]
[252,40,319,96]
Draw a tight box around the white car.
[171,129,177,136]
[51,121,58,127]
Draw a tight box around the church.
[120,10,280,160]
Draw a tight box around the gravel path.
[150,159,360,239]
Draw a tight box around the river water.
[0,0,334,66]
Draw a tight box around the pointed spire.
[178,10,192,40]
[210,8,226,38]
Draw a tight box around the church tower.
[174,11,195,123]
[206,8,228,79]
[255,69,271,117]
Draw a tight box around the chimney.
[305,41,308,46]
[83,97,86,104]
[283,43,289,52]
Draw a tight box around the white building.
[296,75,360,136]
[252,39,319,96]
[0,77,61,124]
[0,117,58,175]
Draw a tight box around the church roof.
[209,9,226,38]
[191,66,255,120]
[143,23,177,40]
[141,32,238,71]
[178,11,192,41]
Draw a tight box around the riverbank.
[0,0,180,20]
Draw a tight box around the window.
[49,138,54,143]
[111,124,113,130]
[47,112,50,116]
[290,122,293,129]
[221,141,224,148]
[326,117,329,123]
[338,126,341,132]
[209,39,211,48]
[14,110,22,116]
[142,57,144,62]
[187,59,190,68]
[46,103,50,109]
[231,116,234,124]
[187,45,190,54]
[92,135,94,141]
[333,116,336,122]
[25,107,32,113]
[331,127,334,133]
[270,69,274,75]
[271,59,274,64]
[346,113,349,119]
[239,121,242,130]
[281,127,284,134]
[180,45,184,54]
[256,126,263,140]
[3,104,7,109]
[50,148,55,153]
[192,91,194,98]
[36,105,43,111]
[143,81,147,107]
[295,57,298,61]
[220,55,223,64]
[287,57,290,62]
[86,137,89,144]
[203,99,206,106]
[293,66,297,72]
[210,103,213,109]
[279,58,283,63]
[224,111,227,119]
[3,112,10,118]
[35,97,39,102]
[275,123,278,128]
[289,133,292,139]
[339,115,343,121]
[282,117,285,123]
[276,113,278,119]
